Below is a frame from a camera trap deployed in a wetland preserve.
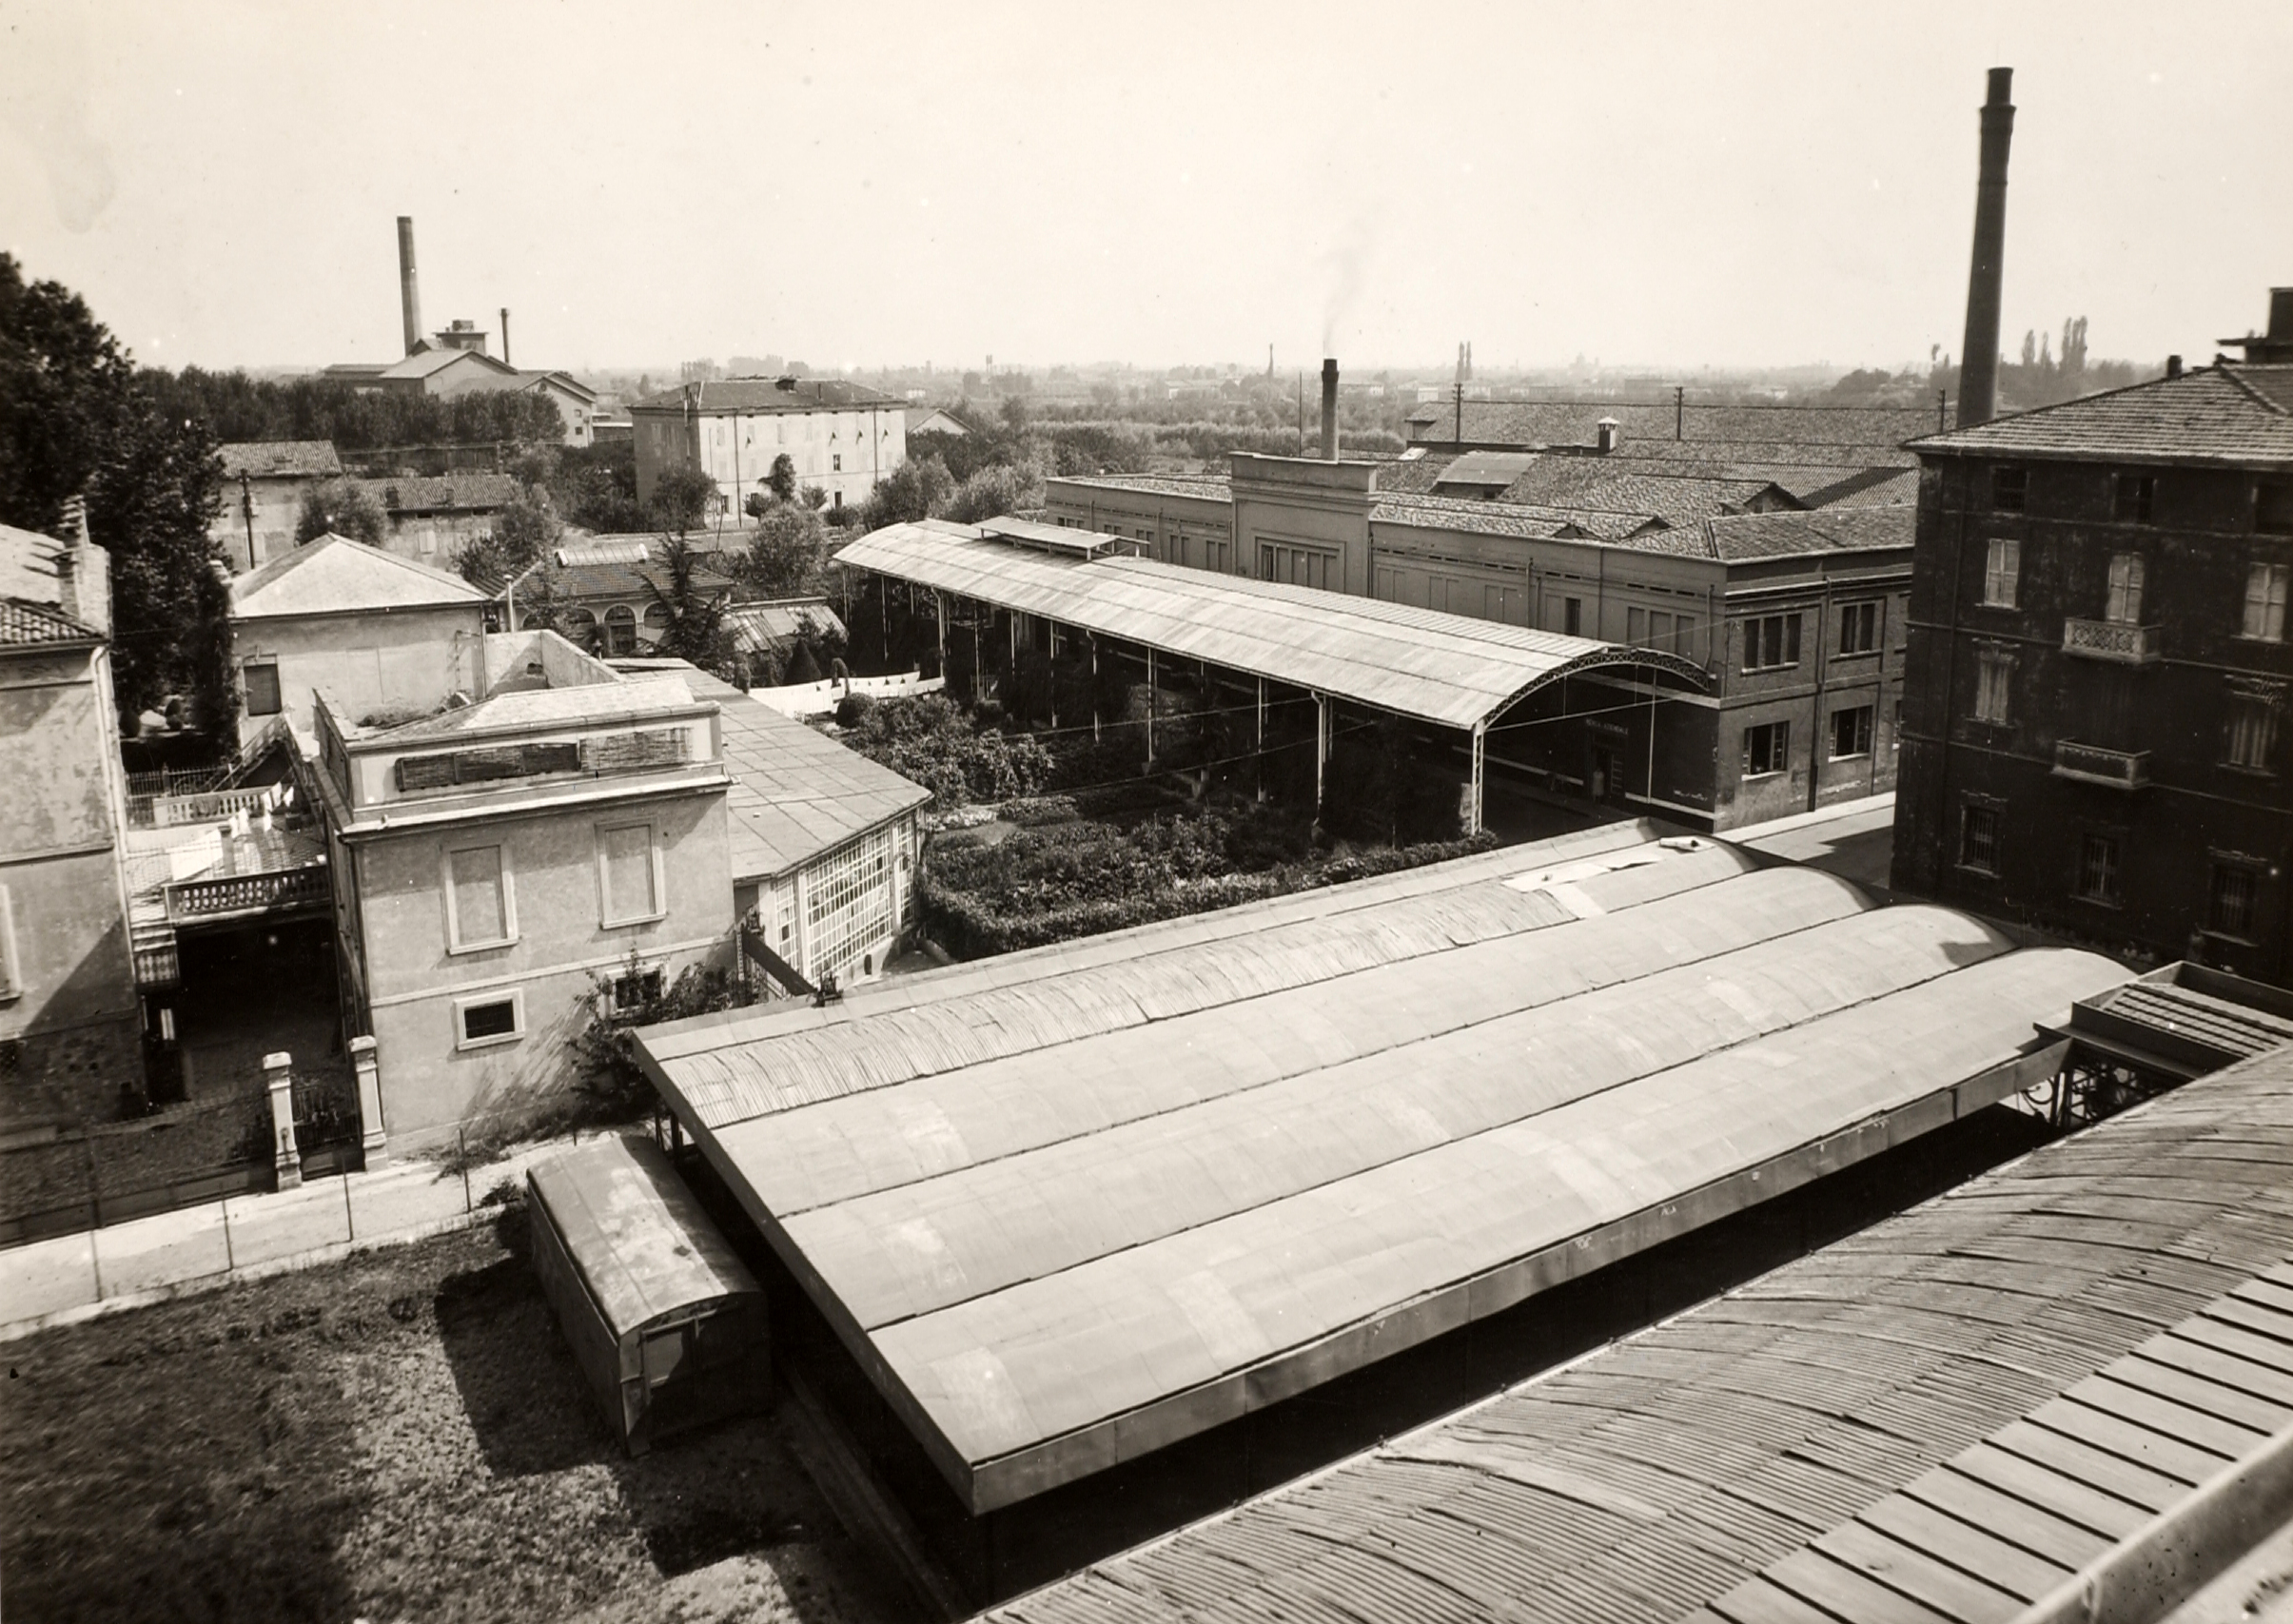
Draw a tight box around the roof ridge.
[2221,365,2292,418]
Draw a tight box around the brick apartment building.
[1893,295,2293,981]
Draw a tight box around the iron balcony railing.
[2052,739,2150,791]
[164,866,329,923]
[2062,617,2162,664]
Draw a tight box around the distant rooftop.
[227,532,490,619]
[630,378,905,415]
[218,440,343,479]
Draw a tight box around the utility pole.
[1296,372,1303,455]
[1675,385,1685,441]
[240,472,256,569]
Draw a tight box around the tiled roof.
[1682,505,1917,562]
[1431,450,1540,488]
[229,532,492,619]
[1406,399,1936,453]
[1494,462,1796,524]
[1371,493,1602,541]
[0,598,100,646]
[218,440,343,479]
[680,667,929,882]
[629,378,905,415]
[1367,449,1460,495]
[514,369,598,401]
[378,347,519,382]
[356,473,521,513]
[981,1035,2293,1624]
[1908,363,2293,466]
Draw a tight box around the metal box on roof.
[526,1134,767,1455]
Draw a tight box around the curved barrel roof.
[638,829,2126,1510]
[837,520,1710,730]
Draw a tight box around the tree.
[639,532,738,679]
[739,500,827,598]
[859,454,955,530]
[295,478,386,546]
[0,253,229,732]
[945,460,1045,523]
[799,483,829,511]
[1000,395,1029,432]
[766,452,797,504]
[649,465,717,534]
[492,487,562,571]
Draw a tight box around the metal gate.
[291,1063,364,1178]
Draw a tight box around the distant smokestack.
[1954,68,2015,429]
[397,216,422,357]
[2166,354,2183,380]
[500,306,512,368]
[1320,358,1339,459]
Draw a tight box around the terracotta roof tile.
[1909,364,2293,466]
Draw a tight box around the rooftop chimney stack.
[500,306,512,368]
[1320,358,1340,460]
[1953,68,2015,430]
[397,217,422,357]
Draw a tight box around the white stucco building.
[629,377,907,517]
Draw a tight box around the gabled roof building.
[630,376,909,518]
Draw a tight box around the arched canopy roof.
[839,520,1711,731]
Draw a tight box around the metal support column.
[1314,693,1327,816]
[1470,721,1486,837]
[1091,637,1101,741]
[1146,647,1157,765]
[935,593,947,675]
[1256,677,1266,803]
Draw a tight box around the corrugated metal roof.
[982,1030,2293,1624]
[638,829,2127,1513]
[836,521,1708,728]
[228,532,492,618]
[525,1135,758,1339]
[680,666,929,882]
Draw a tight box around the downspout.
[1807,576,1831,813]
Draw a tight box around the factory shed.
[836,519,1713,832]
[525,1135,768,1456]
[983,1018,2293,1624]
[637,822,2129,1518]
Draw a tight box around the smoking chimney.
[1320,358,1340,460]
[1953,68,2016,429]
[397,217,422,357]
[500,307,513,368]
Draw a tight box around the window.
[1982,538,2021,607]
[1742,614,1802,673]
[2244,562,2289,641]
[603,604,637,656]
[1837,602,1878,655]
[2077,833,2123,906]
[607,966,665,1014]
[1742,720,1789,777]
[1563,597,1583,637]
[2227,687,2282,772]
[1257,540,1338,592]
[1673,613,1696,659]
[566,607,598,645]
[2261,482,2293,537]
[831,490,843,510]
[2114,473,2155,523]
[1629,607,1677,650]
[2210,864,2261,939]
[2106,553,2146,624]
[244,661,283,717]
[444,844,515,951]
[453,988,525,1049]
[598,822,662,927]
[1975,648,2013,725]
[641,602,671,632]
[1991,466,2028,512]
[832,454,843,472]
[1831,705,1874,759]
[1959,805,1999,872]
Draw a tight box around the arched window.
[564,607,598,647]
[604,604,637,656]
[641,602,671,635]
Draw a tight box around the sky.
[3,0,2289,377]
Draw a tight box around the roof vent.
[1596,418,1620,454]
[443,690,472,710]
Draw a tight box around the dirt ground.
[0,1215,911,1624]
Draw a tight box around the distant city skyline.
[3,0,2288,377]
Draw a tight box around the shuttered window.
[1982,538,2021,607]
[2106,554,2146,624]
[445,845,513,949]
[598,822,660,927]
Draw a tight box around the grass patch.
[0,1223,891,1624]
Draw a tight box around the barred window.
[2211,865,2261,939]
[2078,833,2123,906]
[1959,806,1999,873]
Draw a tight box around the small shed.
[526,1135,768,1455]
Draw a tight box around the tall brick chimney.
[1320,359,1339,460]
[1954,68,2016,429]
[397,217,422,357]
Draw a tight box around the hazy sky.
[3,0,2288,376]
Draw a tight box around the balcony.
[165,865,329,923]
[2052,740,2150,791]
[2062,617,2162,664]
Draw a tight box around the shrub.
[834,691,875,728]
[999,793,1079,827]
[838,694,1050,810]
